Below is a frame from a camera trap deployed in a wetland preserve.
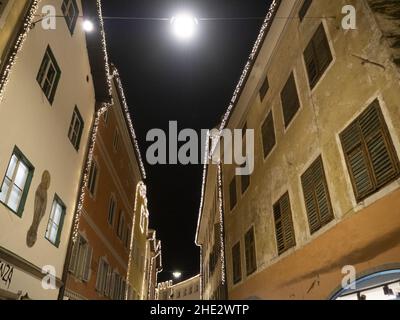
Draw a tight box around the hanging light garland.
[216,0,280,145]
[110,67,147,179]
[0,0,41,101]
[217,162,226,285]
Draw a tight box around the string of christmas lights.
[0,0,41,101]
[217,162,226,285]
[216,0,280,142]
[110,67,147,179]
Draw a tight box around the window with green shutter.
[62,0,79,34]
[245,227,257,276]
[37,46,61,105]
[261,111,276,158]
[229,177,237,210]
[0,147,34,217]
[68,106,84,151]
[45,195,66,247]
[273,192,296,255]
[340,100,400,202]
[303,23,333,89]
[299,0,312,22]
[281,72,300,128]
[232,242,242,284]
[301,156,334,234]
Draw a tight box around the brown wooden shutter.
[304,23,333,88]
[301,156,334,234]
[262,111,276,158]
[281,72,300,128]
[259,75,269,101]
[229,177,237,210]
[273,192,296,255]
[245,227,257,275]
[232,242,241,284]
[341,100,400,201]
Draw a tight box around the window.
[68,106,84,150]
[259,75,269,101]
[299,0,312,22]
[303,23,333,89]
[301,156,334,234]
[281,72,300,128]
[45,195,66,247]
[229,177,237,210]
[113,129,120,151]
[140,205,146,232]
[37,46,61,104]
[69,234,92,282]
[88,160,98,196]
[261,111,276,158]
[96,257,110,294]
[103,109,109,124]
[189,286,193,294]
[340,100,400,202]
[232,242,242,284]
[241,124,250,193]
[0,147,34,216]
[117,212,125,239]
[273,192,296,255]
[62,0,79,34]
[245,227,257,276]
[125,226,130,248]
[107,195,116,225]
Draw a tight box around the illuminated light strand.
[96,0,112,97]
[72,104,109,243]
[110,67,147,179]
[199,246,203,299]
[0,0,41,101]
[215,0,280,149]
[217,162,226,285]
[195,0,282,294]
[141,240,149,300]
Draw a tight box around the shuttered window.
[69,234,92,282]
[340,100,400,202]
[261,111,276,158]
[245,227,257,276]
[88,160,98,196]
[68,106,84,151]
[304,23,333,89]
[229,176,237,210]
[301,156,334,234]
[232,242,242,284]
[62,0,79,34]
[259,75,269,101]
[281,72,300,128]
[273,192,296,255]
[299,0,312,22]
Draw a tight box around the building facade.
[146,229,162,300]
[198,0,400,300]
[63,66,148,300]
[0,0,110,300]
[196,155,227,300]
[170,275,200,300]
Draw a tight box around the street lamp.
[172,271,182,279]
[170,13,198,40]
[83,19,94,32]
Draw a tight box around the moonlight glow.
[170,13,198,40]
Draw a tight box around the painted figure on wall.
[26,170,51,247]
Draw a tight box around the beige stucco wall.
[222,0,400,299]
[0,0,95,299]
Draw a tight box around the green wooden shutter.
[304,41,318,86]
[69,236,80,273]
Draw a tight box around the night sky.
[101,0,271,282]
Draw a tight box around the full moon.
[170,13,198,40]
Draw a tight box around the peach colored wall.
[229,188,400,300]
